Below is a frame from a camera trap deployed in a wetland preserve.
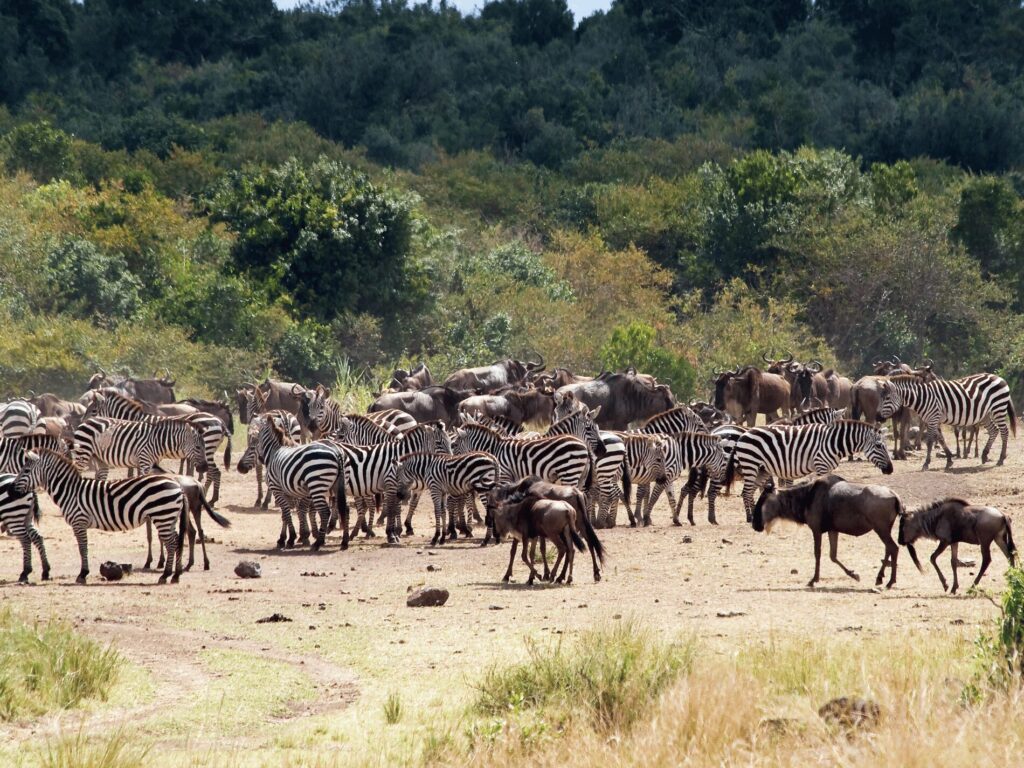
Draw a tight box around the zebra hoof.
[672,519,683,527]
[76,574,88,585]
[41,570,50,581]
[404,526,414,536]
[276,538,286,549]
[431,534,440,545]
[18,572,29,584]
[158,575,168,585]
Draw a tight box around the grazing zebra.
[726,420,893,522]
[14,450,190,584]
[0,400,41,438]
[682,424,746,525]
[616,434,669,527]
[243,411,302,509]
[0,434,68,473]
[636,405,707,436]
[237,418,350,550]
[0,473,49,583]
[72,417,209,481]
[636,432,729,527]
[393,451,498,544]
[325,423,452,543]
[878,374,1017,469]
[451,424,594,543]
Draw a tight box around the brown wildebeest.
[147,470,231,573]
[823,369,852,410]
[486,476,605,582]
[713,365,790,425]
[369,385,477,426]
[556,372,674,430]
[752,475,903,589]
[236,380,314,439]
[385,362,433,392]
[534,367,593,390]
[899,498,1017,593]
[88,369,177,404]
[443,355,545,393]
[457,387,555,427]
[490,498,583,584]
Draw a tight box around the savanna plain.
[1,431,1022,768]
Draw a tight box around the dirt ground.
[0,430,1020,764]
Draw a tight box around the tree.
[600,321,696,397]
[2,120,74,182]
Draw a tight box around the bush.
[600,321,697,398]
[474,621,695,733]
[2,121,76,183]
[37,728,150,768]
[45,239,142,323]
[975,566,1024,691]
[0,609,121,721]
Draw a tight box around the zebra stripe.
[0,435,68,474]
[243,411,302,509]
[0,400,41,438]
[333,414,401,445]
[785,407,846,426]
[72,417,209,480]
[635,432,729,527]
[878,373,1017,469]
[637,406,707,436]
[0,473,48,583]
[683,424,746,525]
[394,451,498,544]
[728,420,893,521]
[14,449,187,583]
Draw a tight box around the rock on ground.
[407,587,449,607]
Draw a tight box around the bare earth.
[0,432,1020,762]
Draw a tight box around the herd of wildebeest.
[0,353,1017,594]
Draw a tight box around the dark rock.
[818,697,881,729]
[407,587,449,607]
[235,561,262,579]
[99,562,124,581]
[488,604,504,611]
[426,564,439,572]
[716,609,746,618]
[681,535,693,544]
[256,613,292,624]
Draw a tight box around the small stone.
[488,604,504,611]
[99,562,124,581]
[427,564,438,572]
[681,535,693,544]
[407,587,449,608]
[818,697,881,729]
[255,613,292,624]
[612,613,622,620]
[234,561,261,579]
[790,568,799,575]
[716,610,746,618]
[721,538,733,544]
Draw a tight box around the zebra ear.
[588,406,602,419]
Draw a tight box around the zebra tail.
[722,453,736,495]
[334,458,350,527]
[1008,398,1017,437]
[201,492,232,528]
[621,469,631,506]
[224,438,232,470]
[32,495,41,522]
[583,448,595,492]
[580,504,605,564]
[570,527,586,552]
[177,497,188,551]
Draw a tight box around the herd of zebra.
[0,354,1017,587]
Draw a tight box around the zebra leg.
[404,492,418,536]
[742,480,756,523]
[997,421,1009,466]
[144,519,154,570]
[431,489,445,545]
[296,501,312,546]
[157,525,179,585]
[29,526,49,581]
[310,497,332,551]
[273,492,297,549]
[255,461,266,509]
[17,532,32,583]
[636,484,652,526]
[73,523,90,584]
[361,497,378,538]
[643,482,664,526]
[931,426,955,469]
[454,496,472,537]
[981,421,1001,464]
[706,481,721,525]
[204,464,221,506]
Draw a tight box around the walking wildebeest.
[752,476,903,589]
[490,498,583,585]
[556,372,674,430]
[899,498,1017,593]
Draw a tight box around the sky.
[273,1,614,21]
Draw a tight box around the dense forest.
[2,0,1024,400]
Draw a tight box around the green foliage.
[383,691,403,725]
[601,322,697,398]
[0,608,121,721]
[972,567,1024,695]
[45,238,142,323]
[37,728,150,768]
[474,621,695,733]
[2,120,74,182]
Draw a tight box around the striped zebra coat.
[637,406,707,436]
[15,449,189,584]
[878,374,1017,469]
[726,420,893,521]
[683,424,746,525]
[72,417,209,481]
[612,433,668,528]
[0,400,41,438]
[243,411,302,509]
[0,473,48,583]
[0,434,68,474]
[393,451,498,544]
[237,418,351,551]
[634,432,729,527]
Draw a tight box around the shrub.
[975,566,1024,691]
[600,321,697,398]
[37,728,150,768]
[0,609,121,721]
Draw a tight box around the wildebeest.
[752,476,903,588]
[443,355,545,393]
[385,362,433,392]
[491,498,583,585]
[899,498,1016,593]
[235,380,314,439]
[823,369,852,410]
[534,367,592,390]
[486,476,605,582]
[713,365,790,426]
[181,398,234,437]
[457,388,555,427]
[369,385,477,426]
[27,393,86,424]
[88,370,177,404]
[555,372,674,430]
[764,355,830,413]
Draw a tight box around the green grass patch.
[35,728,150,768]
[473,621,695,735]
[383,692,403,725]
[0,609,121,722]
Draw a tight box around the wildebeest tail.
[200,490,232,528]
[1005,515,1017,560]
[580,505,605,564]
[570,528,586,552]
[851,389,862,421]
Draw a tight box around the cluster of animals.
[0,353,1017,592]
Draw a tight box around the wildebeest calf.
[753,475,903,588]
[491,498,583,584]
[900,498,1016,593]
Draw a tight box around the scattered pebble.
[234,561,262,579]
[716,610,746,618]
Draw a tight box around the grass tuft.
[0,608,121,722]
[474,620,694,734]
[37,728,150,768]
[383,691,403,725]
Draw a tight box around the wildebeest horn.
[291,383,305,395]
[780,353,794,365]
[526,352,545,371]
[891,355,902,364]
[807,360,823,373]
[921,358,934,369]
[761,351,775,365]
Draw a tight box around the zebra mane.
[660,431,719,442]
[887,375,927,385]
[458,423,502,439]
[31,447,79,472]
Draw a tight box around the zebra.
[636,405,707,436]
[72,417,209,482]
[783,407,847,426]
[237,417,351,550]
[459,412,522,437]
[542,407,623,526]
[726,420,893,522]
[176,412,227,504]
[14,449,197,584]
[393,451,498,544]
[0,473,49,583]
[451,423,594,543]
[616,433,669,527]
[635,432,730,527]
[365,408,418,433]
[333,414,401,445]
[0,400,41,438]
[878,373,1017,469]
[325,423,452,543]
[0,434,68,473]
[243,411,303,509]
[682,424,746,525]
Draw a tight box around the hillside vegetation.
[2,1,1024,398]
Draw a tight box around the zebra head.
[13,450,53,495]
[306,389,333,436]
[858,425,894,475]
[392,459,413,501]
[650,437,669,484]
[876,380,904,421]
[431,422,453,453]
[704,435,729,481]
